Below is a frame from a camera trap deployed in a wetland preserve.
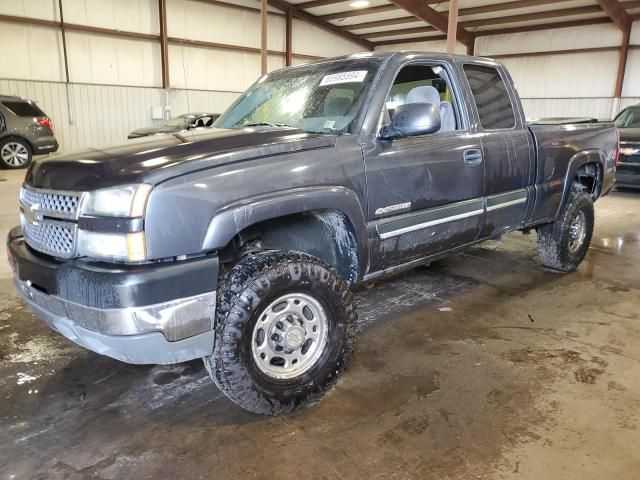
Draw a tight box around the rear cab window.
[2,101,46,117]
[463,65,516,130]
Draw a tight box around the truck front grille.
[19,186,85,259]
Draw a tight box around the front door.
[364,62,485,272]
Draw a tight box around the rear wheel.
[0,138,32,169]
[537,191,594,272]
[205,250,357,415]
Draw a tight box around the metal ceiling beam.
[159,0,169,88]
[597,0,632,30]
[363,6,606,39]
[319,5,399,21]
[615,27,630,98]
[474,17,612,36]
[299,0,443,8]
[345,17,420,31]
[344,0,588,33]
[463,6,604,28]
[364,26,436,39]
[266,0,373,49]
[460,0,575,16]
[389,0,474,46]
[373,34,447,47]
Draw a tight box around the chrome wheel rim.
[568,210,587,254]
[1,142,29,167]
[251,293,329,380]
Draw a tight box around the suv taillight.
[37,117,53,133]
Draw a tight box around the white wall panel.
[61,0,159,34]
[375,39,467,55]
[169,89,240,117]
[622,50,640,98]
[520,97,614,120]
[168,44,283,91]
[65,32,162,87]
[292,19,363,58]
[500,51,619,98]
[476,24,622,55]
[631,20,640,43]
[0,0,59,20]
[0,22,65,82]
[167,0,285,51]
[620,98,640,110]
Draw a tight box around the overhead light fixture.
[349,0,370,8]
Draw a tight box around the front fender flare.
[202,186,369,274]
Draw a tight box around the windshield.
[216,58,382,134]
[615,107,640,128]
[163,115,192,127]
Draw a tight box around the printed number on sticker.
[319,71,367,86]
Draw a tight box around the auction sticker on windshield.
[319,71,367,86]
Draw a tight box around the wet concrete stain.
[1,187,640,479]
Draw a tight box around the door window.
[463,65,516,130]
[383,64,461,133]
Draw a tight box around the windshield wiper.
[243,122,292,128]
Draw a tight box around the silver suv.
[0,95,59,169]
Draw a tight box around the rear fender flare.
[555,149,604,219]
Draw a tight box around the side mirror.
[380,103,441,140]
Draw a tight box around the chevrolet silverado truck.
[7,52,617,415]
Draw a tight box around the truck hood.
[25,128,336,190]
[619,128,640,144]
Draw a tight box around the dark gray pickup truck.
[8,52,617,415]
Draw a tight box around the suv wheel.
[537,191,594,272]
[205,250,357,415]
[0,138,32,169]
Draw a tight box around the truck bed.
[527,121,618,222]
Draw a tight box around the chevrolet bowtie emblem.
[23,203,42,226]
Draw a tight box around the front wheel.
[205,251,357,415]
[537,191,594,272]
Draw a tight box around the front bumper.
[616,164,640,189]
[7,226,219,364]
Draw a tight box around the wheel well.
[0,134,34,152]
[572,162,602,198]
[219,210,360,284]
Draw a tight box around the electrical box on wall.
[151,106,164,120]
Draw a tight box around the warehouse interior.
[1,0,640,478]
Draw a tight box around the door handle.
[464,149,483,166]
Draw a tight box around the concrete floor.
[1,168,640,480]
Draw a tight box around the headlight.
[81,184,152,217]
[77,231,146,262]
[77,184,151,261]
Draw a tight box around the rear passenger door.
[462,64,533,238]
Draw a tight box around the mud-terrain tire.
[537,191,594,272]
[205,250,357,415]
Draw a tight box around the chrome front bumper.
[15,278,217,364]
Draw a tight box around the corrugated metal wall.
[0,79,166,150]
[0,0,364,152]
